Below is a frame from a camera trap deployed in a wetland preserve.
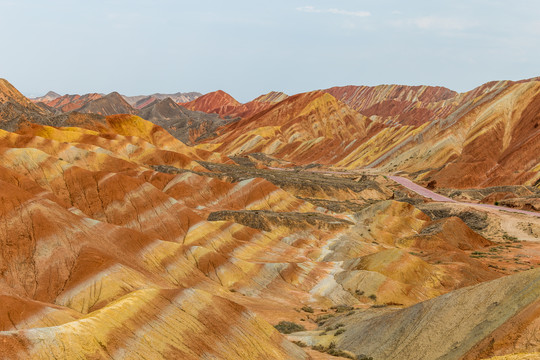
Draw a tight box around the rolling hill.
[0,77,539,359]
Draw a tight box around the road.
[390,175,540,218]
[266,167,539,218]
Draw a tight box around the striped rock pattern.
[204,80,540,188]
[1,78,539,359]
[0,111,515,359]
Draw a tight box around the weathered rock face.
[0,118,318,358]
[0,78,539,359]
[0,79,47,112]
[21,86,232,145]
[376,80,540,188]
[77,92,138,115]
[253,91,288,103]
[201,79,540,189]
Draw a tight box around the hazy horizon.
[1,0,539,102]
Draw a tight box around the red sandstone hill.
[323,82,519,128]
[45,93,103,112]
[181,90,289,119]
[181,90,241,116]
[324,84,457,126]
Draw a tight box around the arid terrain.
[0,77,539,359]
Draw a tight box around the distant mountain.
[138,98,235,144]
[78,92,137,116]
[30,91,61,103]
[204,79,540,188]
[252,91,288,103]
[36,91,201,112]
[122,92,201,109]
[59,92,232,144]
[181,90,289,119]
[0,79,107,131]
[132,96,159,109]
[181,90,241,117]
[324,84,458,126]
[45,93,103,112]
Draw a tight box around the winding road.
[390,175,540,218]
[266,167,539,218]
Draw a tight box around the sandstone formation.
[203,79,540,189]
[181,90,289,119]
[0,77,539,359]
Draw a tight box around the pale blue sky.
[1,0,539,102]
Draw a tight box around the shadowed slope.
[78,92,137,115]
[138,98,235,144]
[123,91,201,109]
[0,79,46,113]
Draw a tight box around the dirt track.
[390,175,540,218]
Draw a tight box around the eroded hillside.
[1,78,539,359]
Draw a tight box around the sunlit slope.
[0,112,514,358]
[374,80,540,187]
[208,91,385,164]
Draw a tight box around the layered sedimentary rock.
[296,268,540,360]
[181,90,241,116]
[373,80,540,188]
[325,84,458,126]
[77,92,138,115]
[1,78,539,359]
[207,91,384,165]
[44,93,103,112]
[204,79,540,188]
[181,90,289,119]
[22,86,232,145]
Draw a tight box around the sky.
[0,0,539,102]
